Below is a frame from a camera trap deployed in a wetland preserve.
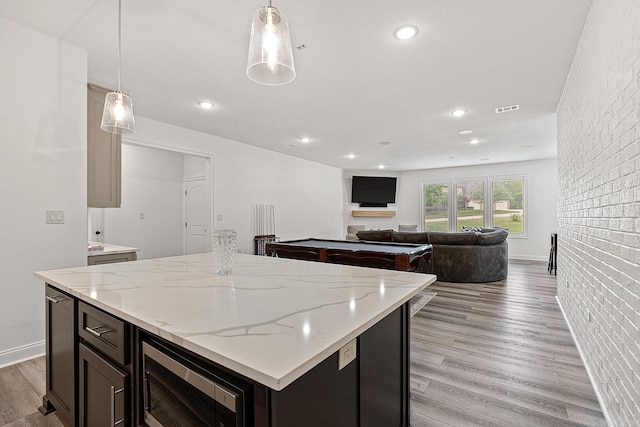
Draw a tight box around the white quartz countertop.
[36,253,435,390]
[88,241,140,256]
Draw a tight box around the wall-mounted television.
[351,176,397,207]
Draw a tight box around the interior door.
[185,178,209,254]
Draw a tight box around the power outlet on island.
[338,338,357,370]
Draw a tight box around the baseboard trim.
[509,254,548,262]
[555,296,614,427]
[0,341,45,369]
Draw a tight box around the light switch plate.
[338,338,357,370]
[46,210,65,224]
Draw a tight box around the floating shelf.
[352,210,396,217]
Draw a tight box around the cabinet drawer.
[78,301,129,365]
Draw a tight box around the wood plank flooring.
[410,260,607,427]
[0,357,62,426]
[0,261,606,426]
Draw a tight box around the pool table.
[265,238,432,272]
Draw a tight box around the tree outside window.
[423,183,449,231]
[456,180,485,230]
[492,177,525,234]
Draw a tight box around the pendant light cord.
[117,0,122,92]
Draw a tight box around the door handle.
[84,325,113,337]
[111,385,125,426]
[45,295,67,303]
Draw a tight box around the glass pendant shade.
[246,6,296,85]
[101,91,135,134]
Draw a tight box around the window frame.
[420,174,527,238]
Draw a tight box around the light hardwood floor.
[0,261,606,426]
[410,260,607,426]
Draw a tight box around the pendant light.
[246,0,296,85]
[101,0,135,134]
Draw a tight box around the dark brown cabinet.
[40,285,77,427]
[77,302,134,427]
[41,286,135,427]
[42,286,409,427]
[79,343,129,427]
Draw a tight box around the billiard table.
[266,238,432,272]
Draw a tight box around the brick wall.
[557,1,640,426]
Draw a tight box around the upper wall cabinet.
[87,84,121,208]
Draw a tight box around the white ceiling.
[0,0,592,171]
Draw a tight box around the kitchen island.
[36,253,436,426]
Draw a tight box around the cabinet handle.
[45,295,67,303]
[84,325,113,337]
[111,385,125,426]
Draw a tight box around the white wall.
[396,158,558,260]
[0,18,343,368]
[122,117,344,254]
[0,18,87,366]
[103,144,185,260]
[557,0,639,425]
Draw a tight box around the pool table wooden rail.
[266,239,432,272]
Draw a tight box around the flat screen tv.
[351,176,397,207]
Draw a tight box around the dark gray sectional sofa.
[355,227,509,283]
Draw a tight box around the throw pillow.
[461,226,483,232]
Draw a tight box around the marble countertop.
[36,253,435,390]
[88,241,140,256]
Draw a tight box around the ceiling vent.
[495,104,519,114]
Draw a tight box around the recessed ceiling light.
[458,130,473,135]
[469,139,480,144]
[451,109,467,117]
[346,154,356,159]
[449,156,455,159]
[300,137,311,143]
[379,141,391,146]
[394,25,419,40]
[198,101,214,109]
[378,164,385,169]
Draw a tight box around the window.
[421,175,526,236]
[455,179,485,230]
[423,182,449,231]
[491,177,525,235]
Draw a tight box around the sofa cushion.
[476,229,509,245]
[356,229,393,241]
[392,231,429,244]
[428,231,479,245]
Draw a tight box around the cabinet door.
[88,84,121,208]
[44,285,76,427]
[79,343,129,427]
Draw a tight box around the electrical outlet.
[139,213,145,219]
[338,338,357,370]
